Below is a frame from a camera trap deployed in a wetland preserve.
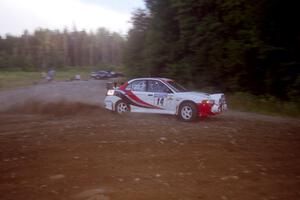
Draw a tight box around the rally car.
[104,78,227,122]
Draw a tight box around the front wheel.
[178,102,198,122]
[115,100,130,114]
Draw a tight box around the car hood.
[174,91,211,102]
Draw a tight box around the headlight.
[201,100,208,104]
[208,99,215,104]
[201,99,214,104]
[106,90,115,96]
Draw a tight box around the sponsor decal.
[115,90,162,109]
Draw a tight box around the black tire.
[178,102,198,122]
[115,100,130,114]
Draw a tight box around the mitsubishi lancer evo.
[104,78,227,122]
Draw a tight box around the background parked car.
[90,71,125,79]
[90,71,112,79]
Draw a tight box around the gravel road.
[0,80,106,111]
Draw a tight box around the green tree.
[124,9,151,77]
[125,0,300,99]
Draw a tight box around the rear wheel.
[115,100,129,114]
[178,102,198,122]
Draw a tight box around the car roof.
[128,77,174,83]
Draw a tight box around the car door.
[147,80,176,113]
[124,80,155,110]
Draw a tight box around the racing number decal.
[154,93,167,107]
[156,97,165,106]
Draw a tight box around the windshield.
[166,81,188,92]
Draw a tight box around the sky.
[0,0,145,37]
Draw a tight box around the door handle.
[148,94,153,96]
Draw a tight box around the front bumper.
[198,103,227,117]
[104,100,113,110]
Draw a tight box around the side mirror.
[106,82,114,90]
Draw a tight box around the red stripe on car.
[119,82,128,90]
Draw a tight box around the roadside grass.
[195,87,299,118]
[227,92,300,118]
[54,67,93,81]
[0,71,41,90]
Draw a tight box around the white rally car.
[104,78,227,121]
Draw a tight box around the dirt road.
[0,80,299,200]
[0,80,106,111]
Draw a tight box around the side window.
[129,80,146,92]
[125,83,131,90]
[148,80,172,93]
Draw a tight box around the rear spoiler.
[106,82,113,90]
